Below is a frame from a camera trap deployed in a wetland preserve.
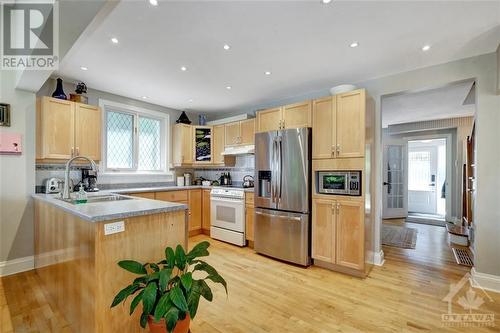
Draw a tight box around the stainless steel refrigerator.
[254,127,311,266]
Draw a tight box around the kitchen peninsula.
[32,192,188,332]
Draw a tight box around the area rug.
[382,224,418,249]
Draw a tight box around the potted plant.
[111,241,227,333]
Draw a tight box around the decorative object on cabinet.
[111,241,227,333]
[199,114,207,125]
[51,78,67,100]
[0,103,11,126]
[70,82,88,104]
[329,84,357,95]
[176,111,192,124]
[0,132,22,154]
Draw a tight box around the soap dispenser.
[75,184,88,204]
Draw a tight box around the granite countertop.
[111,185,255,193]
[32,191,188,223]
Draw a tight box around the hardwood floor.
[1,227,499,333]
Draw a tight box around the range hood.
[221,145,255,156]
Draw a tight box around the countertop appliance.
[242,175,254,188]
[44,178,62,194]
[317,171,361,196]
[254,127,311,266]
[210,187,246,246]
[81,168,99,192]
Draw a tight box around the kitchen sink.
[56,194,134,205]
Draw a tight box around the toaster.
[44,178,62,194]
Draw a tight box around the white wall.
[0,71,36,265]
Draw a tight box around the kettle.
[243,175,254,188]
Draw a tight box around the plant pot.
[148,314,190,333]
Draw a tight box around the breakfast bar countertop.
[31,191,188,223]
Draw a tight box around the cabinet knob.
[336,144,341,154]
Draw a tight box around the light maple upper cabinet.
[213,125,225,165]
[312,89,365,159]
[312,198,364,271]
[256,107,282,132]
[312,199,335,263]
[256,101,311,132]
[336,200,364,270]
[336,90,365,158]
[225,119,255,146]
[282,100,312,129]
[172,124,193,166]
[36,97,101,161]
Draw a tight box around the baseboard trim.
[470,268,500,293]
[368,250,385,266]
[0,256,34,277]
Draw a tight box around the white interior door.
[382,143,408,219]
[408,144,438,215]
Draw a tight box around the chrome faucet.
[62,156,98,199]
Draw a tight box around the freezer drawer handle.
[255,211,302,221]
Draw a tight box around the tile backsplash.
[192,155,255,183]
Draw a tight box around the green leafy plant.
[110,241,227,332]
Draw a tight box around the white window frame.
[99,99,172,178]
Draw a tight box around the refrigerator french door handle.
[271,137,277,203]
[277,136,283,201]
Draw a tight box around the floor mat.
[382,224,418,249]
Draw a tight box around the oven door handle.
[255,211,302,221]
[210,197,244,205]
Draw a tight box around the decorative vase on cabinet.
[51,78,67,100]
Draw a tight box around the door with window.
[382,142,408,218]
[408,142,439,215]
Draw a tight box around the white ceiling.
[57,1,500,113]
[381,80,475,128]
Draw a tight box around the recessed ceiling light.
[80,66,88,71]
[180,66,187,71]
[188,99,193,103]
[111,37,119,44]
[223,44,231,50]
[226,86,232,90]
[142,96,148,99]
[265,71,272,75]
[422,45,431,51]
[349,41,359,48]
[322,0,332,3]
[149,0,158,6]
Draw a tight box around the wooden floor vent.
[452,247,473,267]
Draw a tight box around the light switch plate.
[104,221,125,235]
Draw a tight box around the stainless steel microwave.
[317,171,361,196]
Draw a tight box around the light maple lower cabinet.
[312,198,364,272]
[202,189,211,232]
[188,189,202,233]
[245,192,254,243]
[36,96,101,162]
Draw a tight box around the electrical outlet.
[104,221,125,235]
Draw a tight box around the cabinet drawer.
[245,192,254,206]
[127,192,155,200]
[156,190,188,202]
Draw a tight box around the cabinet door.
[256,107,282,132]
[213,125,225,164]
[188,189,202,232]
[225,122,240,146]
[336,90,365,158]
[202,189,211,230]
[39,97,75,159]
[128,192,155,199]
[193,126,213,164]
[245,206,254,242]
[336,200,364,270]
[312,97,335,159]
[239,119,255,145]
[282,100,312,129]
[182,125,193,164]
[312,199,336,263]
[75,103,101,160]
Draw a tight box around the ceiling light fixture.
[180,66,187,71]
[80,66,88,71]
[188,99,193,103]
[265,71,272,75]
[142,96,148,99]
[149,0,158,6]
[223,44,231,50]
[322,0,332,3]
[226,86,232,90]
[111,37,119,44]
[422,45,431,51]
[349,41,359,48]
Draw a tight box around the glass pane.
[138,116,161,171]
[408,151,431,191]
[107,111,133,169]
[216,206,236,224]
[194,127,212,162]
